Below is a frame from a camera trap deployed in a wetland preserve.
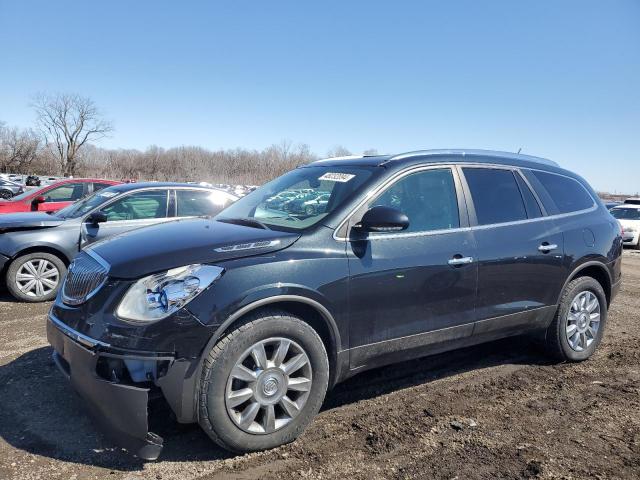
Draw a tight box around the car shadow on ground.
[0,336,553,472]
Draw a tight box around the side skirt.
[346,305,557,375]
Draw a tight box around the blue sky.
[1,1,638,192]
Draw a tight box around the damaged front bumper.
[47,313,199,460]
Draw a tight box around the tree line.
[1,93,372,185]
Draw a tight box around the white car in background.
[611,204,640,249]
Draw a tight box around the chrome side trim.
[48,312,111,348]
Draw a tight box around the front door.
[346,167,478,368]
[80,189,171,247]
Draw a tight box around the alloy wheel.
[15,259,60,298]
[566,290,601,352]
[225,337,313,434]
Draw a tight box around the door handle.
[538,243,558,253]
[448,256,474,266]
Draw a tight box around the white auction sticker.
[318,172,355,183]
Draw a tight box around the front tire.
[544,276,607,361]
[6,252,66,302]
[198,310,329,453]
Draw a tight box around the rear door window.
[176,189,234,217]
[462,168,527,225]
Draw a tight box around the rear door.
[460,166,564,334]
[80,189,171,247]
[346,166,478,368]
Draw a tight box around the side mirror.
[32,195,46,205]
[357,206,409,233]
[87,211,108,225]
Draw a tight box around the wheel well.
[11,247,70,267]
[571,265,612,306]
[219,301,338,385]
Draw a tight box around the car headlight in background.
[116,264,224,322]
[623,226,637,233]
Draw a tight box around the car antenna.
[517,147,522,154]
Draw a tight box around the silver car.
[0,178,24,199]
[0,182,238,302]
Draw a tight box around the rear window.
[463,168,527,225]
[610,208,640,220]
[529,171,594,214]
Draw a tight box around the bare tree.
[0,125,42,173]
[32,93,113,176]
[326,145,352,158]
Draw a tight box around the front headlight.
[116,264,224,322]
[624,226,637,233]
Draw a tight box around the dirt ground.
[1,251,639,480]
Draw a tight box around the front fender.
[189,283,342,352]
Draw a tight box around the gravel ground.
[1,250,639,480]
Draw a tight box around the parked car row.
[0,178,120,213]
[0,173,63,188]
[41,150,622,460]
[264,189,331,216]
[0,182,238,301]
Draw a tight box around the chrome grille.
[62,251,109,305]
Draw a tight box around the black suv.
[47,150,622,460]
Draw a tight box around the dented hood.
[0,212,65,233]
[89,217,300,279]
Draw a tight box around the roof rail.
[385,149,559,167]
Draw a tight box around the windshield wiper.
[217,217,271,230]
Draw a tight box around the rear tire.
[6,252,66,302]
[0,189,12,199]
[544,276,607,361]
[198,310,329,453]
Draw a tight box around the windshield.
[55,189,120,218]
[216,165,376,231]
[611,208,640,220]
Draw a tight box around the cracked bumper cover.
[47,313,198,461]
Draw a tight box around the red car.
[0,178,121,214]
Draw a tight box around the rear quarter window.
[526,170,595,215]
